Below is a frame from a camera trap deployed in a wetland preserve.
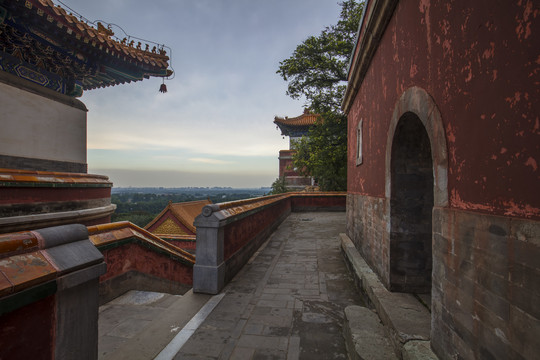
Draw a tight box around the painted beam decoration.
[0,0,172,97]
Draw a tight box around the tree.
[276,1,363,191]
[277,0,363,112]
[293,111,347,190]
[270,176,289,195]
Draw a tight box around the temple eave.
[0,0,172,97]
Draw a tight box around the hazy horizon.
[90,168,278,189]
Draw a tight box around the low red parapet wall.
[193,192,346,294]
[98,242,193,284]
[222,193,345,261]
[291,192,346,211]
[98,242,193,302]
[224,197,291,261]
[88,222,194,303]
[158,235,197,253]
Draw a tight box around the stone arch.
[385,87,448,207]
[385,86,448,293]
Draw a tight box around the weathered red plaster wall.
[100,242,193,286]
[224,200,291,260]
[279,150,299,178]
[348,0,539,219]
[166,239,196,251]
[291,195,346,210]
[0,294,56,359]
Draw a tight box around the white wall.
[0,80,87,164]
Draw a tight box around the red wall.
[224,200,291,260]
[279,150,300,178]
[100,242,193,286]
[291,195,346,210]
[0,294,56,359]
[348,0,539,219]
[166,239,196,251]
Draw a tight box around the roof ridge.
[169,205,197,234]
[144,201,173,229]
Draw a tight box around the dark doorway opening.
[389,112,434,294]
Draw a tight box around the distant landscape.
[111,187,271,227]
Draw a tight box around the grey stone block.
[402,340,438,360]
[55,277,100,360]
[194,227,223,266]
[343,305,397,360]
[193,263,225,294]
[57,263,107,291]
[341,233,431,353]
[34,224,89,248]
[42,240,104,274]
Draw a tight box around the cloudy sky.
[59,0,343,188]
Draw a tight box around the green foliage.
[293,111,347,191]
[277,1,363,190]
[270,176,289,194]
[277,0,364,112]
[112,212,155,228]
[110,189,268,227]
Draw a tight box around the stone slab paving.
[99,291,179,358]
[175,212,364,360]
[98,289,211,360]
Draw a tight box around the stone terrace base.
[431,207,540,360]
[347,192,540,360]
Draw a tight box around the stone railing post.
[193,204,225,294]
[0,224,106,360]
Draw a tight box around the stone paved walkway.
[99,291,181,358]
[175,212,364,359]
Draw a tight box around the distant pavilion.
[274,108,319,190]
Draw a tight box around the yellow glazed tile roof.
[274,109,320,127]
[145,199,212,234]
[32,0,170,69]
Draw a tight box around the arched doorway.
[385,86,448,296]
[389,112,433,293]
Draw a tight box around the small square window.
[356,119,363,166]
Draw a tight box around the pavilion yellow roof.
[274,109,320,127]
[145,199,212,235]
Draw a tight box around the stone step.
[344,305,398,360]
[341,233,439,359]
[403,340,439,360]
